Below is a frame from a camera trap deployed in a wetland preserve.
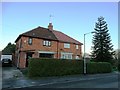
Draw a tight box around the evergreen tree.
[91,16,114,63]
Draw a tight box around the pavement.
[2,66,119,89]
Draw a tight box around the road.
[28,73,119,88]
[3,73,119,90]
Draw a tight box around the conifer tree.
[91,16,114,63]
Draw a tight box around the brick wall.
[20,36,58,52]
[15,36,82,68]
[19,51,26,68]
[19,36,82,58]
[57,42,82,59]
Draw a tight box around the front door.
[26,52,33,67]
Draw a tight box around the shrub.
[28,58,83,77]
[28,58,112,77]
[87,62,112,74]
[118,59,120,71]
[118,65,120,71]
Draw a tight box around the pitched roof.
[15,26,58,42]
[15,26,83,45]
[52,30,81,44]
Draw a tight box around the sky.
[1,1,118,54]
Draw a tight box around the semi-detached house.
[15,23,83,68]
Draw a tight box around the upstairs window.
[20,39,22,48]
[64,43,70,48]
[76,45,79,49]
[28,38,32,45]
[43,40,51,47]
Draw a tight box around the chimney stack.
[48,23,53,30]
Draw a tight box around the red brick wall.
[15,36,82,68]
[19,51,26,68]
[19,36,82,58]
[57,42,82,59]
[20,36,58,52]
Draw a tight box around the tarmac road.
[2,67,120,90]
[34,74,118,88]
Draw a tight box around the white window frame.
[64,43,70,48]
[43,41,46,46]
[28,38,32,45]
[43,40,51,47]
[76,45,79,49]
[75,55,80,59]
[61,52,73,59]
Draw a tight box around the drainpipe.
[57,41,59,59]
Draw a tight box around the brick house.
[15,23,83,68]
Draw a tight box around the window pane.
[28,38,32,45]
[61,53,72,59]
[64,43,70,48]
[43,40,51,47]
[39,53,53,58]
[43,41,46,46]
[49,41,51,46]
[76,45,78,49]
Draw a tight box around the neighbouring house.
[15,23,83,68]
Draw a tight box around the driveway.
[2,67,23,80]
[2,66,26,89]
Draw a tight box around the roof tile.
[52,30,81,44]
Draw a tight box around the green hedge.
[87,62,112,74]
[28,58,83,77]
[28,58,112,77]
[118,61,120,71]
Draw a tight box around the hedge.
[118,61,120,71]
[86,62,112,74]
[28,58,83,77]
[28,58,112,77]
